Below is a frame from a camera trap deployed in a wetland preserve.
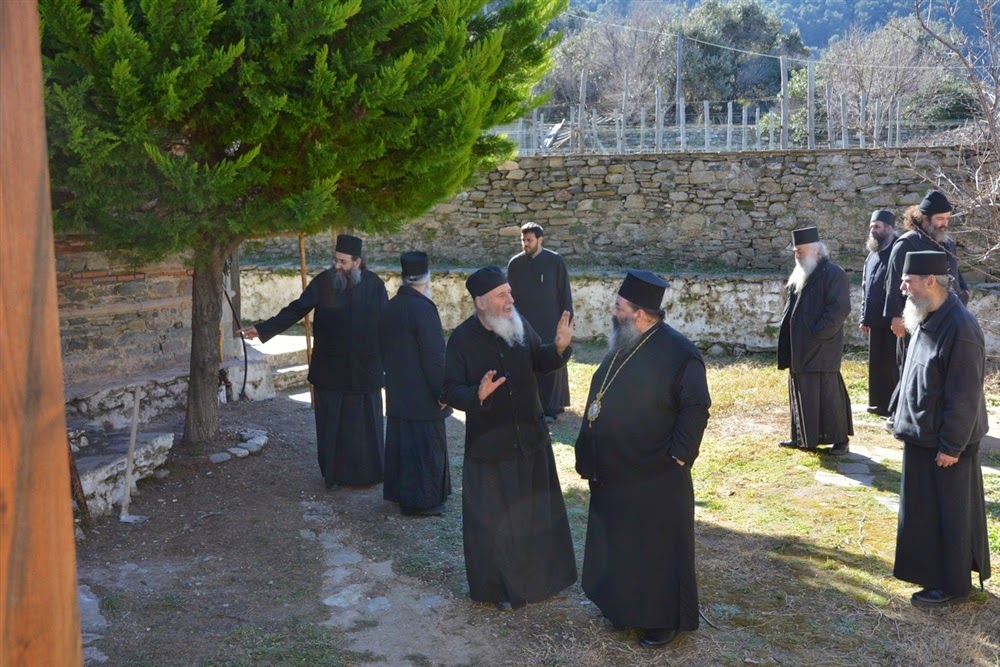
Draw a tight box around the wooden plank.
[0,1,83,664]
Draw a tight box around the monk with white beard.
[442,266,577,611]
[891,250,990,608]
[776,226,853,454]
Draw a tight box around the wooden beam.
[1,1,83,664]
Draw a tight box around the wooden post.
[298,235,314,407]
[569,107,576,152]
[742,105,748,151]
[780,55,789,149]
[874,100,882,147]
[726,101,733,151]
[859,92,868,148]
[679,96,687,151]
[826,82,833,148]
[768,111,775,149]
[676,30,683,129]
[1,1,83,663]
[755,107,761,150]
[886,99,894,147]
[578,70,588,154]
[896,99,903,145]
[840,94,849,148]
[655,85,663,152]
[704,101,711,151]
[807,62,816,149]
[620,70,629,153]
[640,106,647,153]
[616,114,623,154]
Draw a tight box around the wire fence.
[496,97,975,156]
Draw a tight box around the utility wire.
[564,8,972,72]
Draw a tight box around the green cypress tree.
[42,0,566,445]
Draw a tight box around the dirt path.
[77,393,589,666]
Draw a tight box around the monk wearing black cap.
[240,234,388,488]
[860,210,899,416]
[380,251,452,516]
[442,266,576,611]
[777,227,853,454]
[882,190,970,424]
[892,250,990,608]
[575,270,711,649]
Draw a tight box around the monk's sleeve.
[813,268,851,340]
[443,332,494,413]
[255,278,320,343]
[665,359,712,466]
[938,331,985,457]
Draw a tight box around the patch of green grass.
[208,619,371,667]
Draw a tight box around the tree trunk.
[182,242,230,447]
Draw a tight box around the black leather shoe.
[639,628,678,648]
[911,588,967,608]
[401,504,446,517]
[494,600,512,612]
[829,442,849,456]
[778,440,799,449]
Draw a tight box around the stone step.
[273,364,310,390]
[75,431,174,517]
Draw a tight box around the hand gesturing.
[554,310,574,354]
[478,370,506,403]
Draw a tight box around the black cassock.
[443,314,576,609]
[860,237,898,416]
[507,248,573,417]
[380,286,452,511]
[892,294,991,596]
[575,323,711,631]
[777,258,853,448]
[256,269,387,487]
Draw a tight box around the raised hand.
[554,310,574,354]
[478,369,507,403]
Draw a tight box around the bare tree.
[913,0,1000,270]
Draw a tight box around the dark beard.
[866,234,880,252]
[333,266,362,292]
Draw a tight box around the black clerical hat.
[618,269,668,311]
[902,251,948,276]
[400,251,428,277]
[918,190,952,215]
[870,210,896,226]
[466,266,507,298]
[791,226,820,246]
[335,234,363,257]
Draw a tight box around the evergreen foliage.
[42,0,566,259]
[42,0,566,445]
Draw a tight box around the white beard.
[608,315,642,355]
[482,306,525,347]
[786,255,818,293]
[903,296,930,335]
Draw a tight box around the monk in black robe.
[777,226,853,454]
[882,191,970,422]
[442,266,576,611]
[241,234,387,488]
[507,222,573,421]
[380,251,452,516]
[891,251,990,608]
[575,270,711,649]
[860,210,898,417]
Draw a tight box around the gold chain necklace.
[586,327,658,427]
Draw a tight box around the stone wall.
[240,265,1000,356]
[57,236,193,393]
[244,146,985,277]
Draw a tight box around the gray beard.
[866,235,880,253]
[608,315,642,355]
[482,306,525,347]
[903,295,931,334]
[922,223,951,245]
[786,255,817,293]
[333,266,362,291]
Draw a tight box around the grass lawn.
[538,342,1000,666]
